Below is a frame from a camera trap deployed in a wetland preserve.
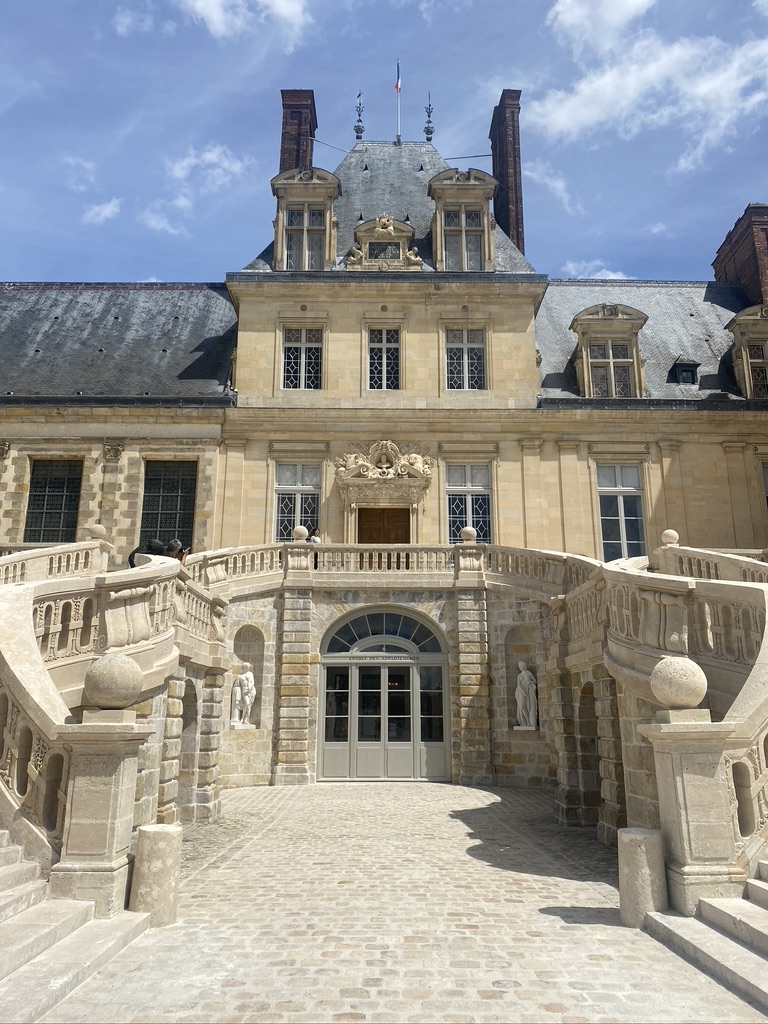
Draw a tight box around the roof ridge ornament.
[424,92,434,141]
[354,91,364,141]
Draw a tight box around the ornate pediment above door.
[334,440,433,511]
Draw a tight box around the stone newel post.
[637,656,745,915]
[49,654,153,917]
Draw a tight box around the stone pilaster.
[195,673,223,819]
[722,442,753,547]
[455,589,491,785]
[272,588,313,785]
[552,676,579,825]
[156,675,184,825]
[595,672,626,845]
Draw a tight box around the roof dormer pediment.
[270,167,341,200]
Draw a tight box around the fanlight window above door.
[326,612,442,653]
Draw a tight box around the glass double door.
[321,662,449,780]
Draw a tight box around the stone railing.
[0,552,228,916]
[655,530,768,584]
[600,553,768,914]
[187,542,601,600]
[0,540,111,586]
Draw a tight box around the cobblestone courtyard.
[42,785,765,1023]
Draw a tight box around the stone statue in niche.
[230,662,256,728]
[515,661,538,730]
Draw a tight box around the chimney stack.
[279,89,318,174]
[489,89,524,255]
[712,204,768,306]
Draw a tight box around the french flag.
[395,61,401,93]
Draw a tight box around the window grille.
[446,329,485,390]
[140,461,197,547]
[446,463,491,543]
[368,328,400,390]
[275,463,321,541]
[23,460,82,544]
[283,327,323,389]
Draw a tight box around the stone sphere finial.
[661,529,679,546]
[650,656,707,710]
[83,653,143,709]
[459,527,477,543]
[87,524,108,540]
[292,526,309,541]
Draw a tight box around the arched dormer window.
[270,167,341,271]
[570,304,648,399]
[727,305,768,399]
[427,168,496,272]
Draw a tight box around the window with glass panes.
[588,342,634,397]
[285,206,325,271]
[139,461,197,547]
[596,464,645,561]
[443,207,483,271]
[446,464,491,543]
[446,329,485,390]
[747,342,768,398]
[275,463,320,540]
[282,327,322,389]
[368,328,400,390]
[23,460,82,544]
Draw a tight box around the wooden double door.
[357,507,410,544]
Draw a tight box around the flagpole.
[396,59,401,145]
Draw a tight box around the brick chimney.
[712,203,768,306]
[279,89,318,174]
[489,89,524,255]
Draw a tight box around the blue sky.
[1,0,766,284]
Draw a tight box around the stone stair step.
[699,896,768,958]
[0,845,22,869]
[746,877,768,911]
[0,910,150,1024]
[646,910,768,1013]
[0,899,94,983]
[0,880,48,925]
[0,861,39,895]
[758,860,768,883]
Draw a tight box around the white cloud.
[112,6,154,35]
[81,198,122,225]
[138,205,189,236]
[523,160,583,215]
[174,0,311,47]
[64,156,97,193]
[754,0,768,16]
[166,143,251,192]
[645,221,668,235]
[528,33,768,172]
[560,258,631,279]
[546,0,655,56]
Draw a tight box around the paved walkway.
[43,785,764,1024]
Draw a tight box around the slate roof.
[243,139,535,273]
[0,283,237,404]
[535,280,750,401]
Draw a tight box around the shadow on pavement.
[450,786,619,888]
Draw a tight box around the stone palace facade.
[1,88,768,941]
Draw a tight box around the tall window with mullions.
[23,460,82,543]
[596,464,645,561]
[140,461,197,547]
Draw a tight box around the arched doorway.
[320,609,449,781]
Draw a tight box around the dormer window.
[285,206,325,270]
[270,167,340,272]
[444,208,483,271]
[588,342,634,397]
[428,169,496,272]
[726,306,768,399]
[570,304,647,400]
[669,359,700,386]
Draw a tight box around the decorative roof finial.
[354,91,365,141]
[424,92,434,141]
